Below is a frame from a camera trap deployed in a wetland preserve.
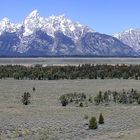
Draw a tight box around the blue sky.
[0,0,139,34]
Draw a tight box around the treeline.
[0,64,140,80]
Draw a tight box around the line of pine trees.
[0,64,140,80]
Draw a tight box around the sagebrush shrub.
[79,102,83,107]
[22,92,31,105]
[89,117,98,129]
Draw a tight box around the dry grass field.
[0,79,140,139]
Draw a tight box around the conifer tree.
[98,113,104,124]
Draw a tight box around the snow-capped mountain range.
[0,10,138,57]
[23,10,93,39]
[114,28,140,54]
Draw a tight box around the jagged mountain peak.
[44,14,94,40]
[22,10,94,39]
[114,28,140,52]
[1,17,10,24]
[23,10,45,36]
[47,14,81,27]
[0,17,11,28]
[47,14,74,25]
[49,14,66,20]
[0,17,21,35]
[0,10,94,39]
[28,9,39,18]
[124,28,137,33]
[114,28,140,37]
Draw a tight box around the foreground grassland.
[0,79,140,139]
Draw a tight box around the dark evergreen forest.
[0,64,139,80]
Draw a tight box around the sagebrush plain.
[0,79,140,139]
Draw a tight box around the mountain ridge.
[0,10,138,57]
[114,28,140,54]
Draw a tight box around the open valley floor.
[0,79,140,139]
[0,57,140,66]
